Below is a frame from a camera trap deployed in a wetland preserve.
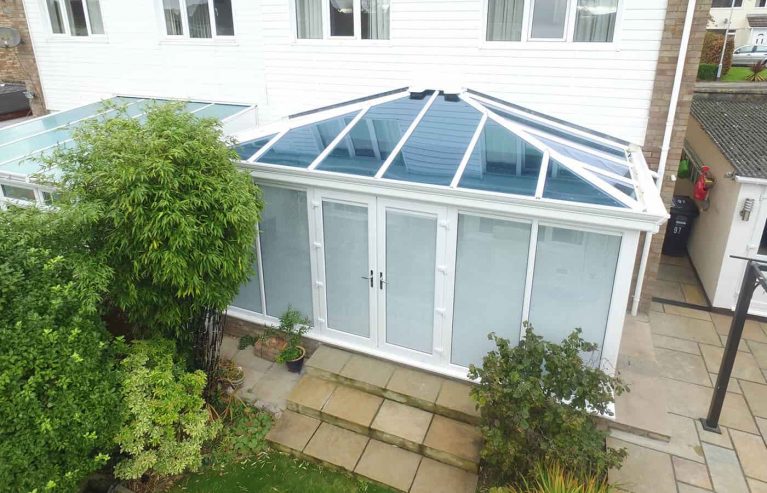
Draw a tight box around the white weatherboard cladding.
[23,0,668,144]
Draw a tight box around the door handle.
[379,272,386,290]
[361,269,373,288]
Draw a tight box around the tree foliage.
[0,207,121,492]
[47,102,263,340]
[700,32,734,75]
[468,324,628,486]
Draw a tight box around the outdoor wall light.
[23,90,34,100]
[741,198,755,221]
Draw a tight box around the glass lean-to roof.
[236,88,653,211]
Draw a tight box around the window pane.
[259,186,313,319]
[543,160,625,207]
[85,0,104,34]
[296,0,323,38]
[47,0,66,33]
[1,184,36,202]
[362,0,390,40]
[233,135,275,160]
[451,215,530,367]
[213,0,234,35]
[535,134,630,177]
[574,0,617,42]
[330,0,354,36]
[232,247,263,314]
[163,0,184,35]
[486,0,524,41]
[530,0,568,39]
[65,0,89,36]
[186,0,212,38]
[528,226,621,364]
[711,0,742,6]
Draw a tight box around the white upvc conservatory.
[229,87,667,379]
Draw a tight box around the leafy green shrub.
[746,60,767,82]
[697,63,718,81]
[491,463,613,493]
[700,32,733,75]
[468,324,628,485]
[114,338,221,483]
[238,334,257,350]
[0,207,121,492]
[274,307,310,363]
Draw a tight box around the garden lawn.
[723,66,767,81]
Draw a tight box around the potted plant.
[218,359,245,390]
[273,306,310,373]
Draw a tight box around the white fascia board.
[735,176,767,185]
[630,148,668,220]
[114,93,254,107]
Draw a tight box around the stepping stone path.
[266,346,481,492]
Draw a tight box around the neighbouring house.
[0,0,46,116]
[709,0,767,47]
[675,84,767,316]
[1,0,712,378]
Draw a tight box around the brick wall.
[0,0,46,115]
[638,0,712,312]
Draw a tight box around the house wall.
[708,0,767,46]
[0,0,46,115]
[21,0,671,145]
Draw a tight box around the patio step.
[303,345,481,425]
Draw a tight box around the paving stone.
[354,439,421,492]
[757,417,767,439]
[608,438,676,493]
[660,254,692,267]
[702,442,749,493]
[700,345,766,384]
[729,429,767,482]
[651,301,665,312]
[649,311,721,346]
[739,380,767,418]
[695,419,733,449]
[286,375,337,417]
[652,334,701,355]
[423,415,482,471]
[672,456,712,490]
[682,283,708,306]
[664,378,757,434]
[321,385,383,434]
[435,379,479,423]
[220,335,240,359]
[249,363,301,412]
[748,340,767,369]
[410,457,478,493]
[719,334,751,353]
[663,304,712,321]
[266,410,320,452]
[708,373,741,394]
[748,478,767,493]
[676,484,714,493]
[305,345,352,375]
[231,349,274,372]
[339,354,396,392]
[371,400,433,451]
[303,422,369,471]
[658,264,700,285]
[613,370,672,440]
[711,313,767,343]
[610,413,704,463]
[384,367,443,410]
[656,347,712,386]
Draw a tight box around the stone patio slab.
[370,399,433,451]
[354,439,421,492]
[232,349,274,372]
[719,334,750,353]
[321,384,383,434]
[649,311,720,346]
[613,369,672,440]
[664,378,757,434]
[423,415,482,471]
[248,362,301,412]
[653,279,686,302]
[672,456,712,490]
[286,375,337,417]
[703,442,749,493]
[748,340,767,369]
[266,410,320,452]
[730,429,767,482]
[663,304,712,321]
[748,478,767,493]
[676,484,714,493]
[655,347,711,387]
[339,354,396,392]
[384,367,443,410]
[220,335,240,359]
[652,333,701,355]
[609,413,704,463]
[711,313,767,343]
[306,345,352,375]
[708,373,742,394]
[681,283,707,305]
[695,419,733,449]
[700,344,766,383]
[608,438,676,493]
[410,458,478,493]
[303,422,369,471]
[435,379,480,423]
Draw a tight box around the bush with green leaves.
[47,101,263,341]
[274,307,310,363]
[700,32,733,75]
[0,206,121,492]
[468,324,628,486]
[697,63,718,81]
[114,338,221,482]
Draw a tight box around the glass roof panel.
[458,119,543,196]
[256,111,360,168]
[233,134,276,160]
[383,96,482,186]
[543,161,626,208]
[316,96,428,177]
[594,173,637,200]
[191,103,247,119]
[534,134,631,178]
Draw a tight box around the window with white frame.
[161,0,235,38]
[295,0,390,40]
[45,0,104,36]
[486,0,619,42]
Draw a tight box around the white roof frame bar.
[307,106,370,170]
[450,113,487,188]
[535,151,551,199]
[248,129,289,163]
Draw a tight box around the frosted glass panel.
[259,185,314,319]
[323,201,370,337]
[528,226,621,362]
[385,210,436,353]
[232,247,262,314]
[452,215,531,367]
[530,0,568,38]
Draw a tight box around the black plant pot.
[285,347,306,373]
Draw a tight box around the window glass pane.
[1,184,36,202]
[163,0,184,35]
[233,135,275,160]
[47,0,65,33]
[711,0,742,6]
[41,191,61,206]
[213,0,234,35]
[232,247,263,314]
[316,96,427,176]
[486,0,524,41]
[258,111,359,168]
[543,161,625,207]
[530,0,568,39]
[65,0,89,36]
[85,0,104,34]
[259,185,313,319]
[535,134,630,177]
[459,120,543,196]
[296,0,323,38]
[330,0,354,36]
[574,0,617,42]
[452,215,530,367]
[362,0,390,40]
[186,0,212,38]
[529,226,620,364]
[383,95,483,186]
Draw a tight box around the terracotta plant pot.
[285,346,306,373]
[253,335,287,362]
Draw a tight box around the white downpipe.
[631,0,697,316]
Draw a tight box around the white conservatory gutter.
[631,0,697,316]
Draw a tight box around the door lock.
[379,272,386,289]
[361,269,374,288]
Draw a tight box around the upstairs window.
[711,0,742,6]
[295,0,390,40]
[46,0,104,36]
[161,0,234,38]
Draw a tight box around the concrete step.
[304,345,481,425]
[286,374,483,473]
[266,410,479,493]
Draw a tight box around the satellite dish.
[0,27,21,48]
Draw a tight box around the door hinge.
[312,200,321,208]
[313,241,323,249]
[315,281,324,288]
[437,265,447,274]
[439,220,449,229]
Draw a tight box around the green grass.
[722,66,767,81]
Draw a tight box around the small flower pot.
[284,346,306,373]
[228,369,245,390]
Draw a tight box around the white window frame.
[43,0,106,37]
[527,0,573,42]
[292,0,391,42]
[156,0,237,41]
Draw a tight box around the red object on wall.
[694,166,711,201]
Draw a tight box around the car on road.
[732,45,767,66]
